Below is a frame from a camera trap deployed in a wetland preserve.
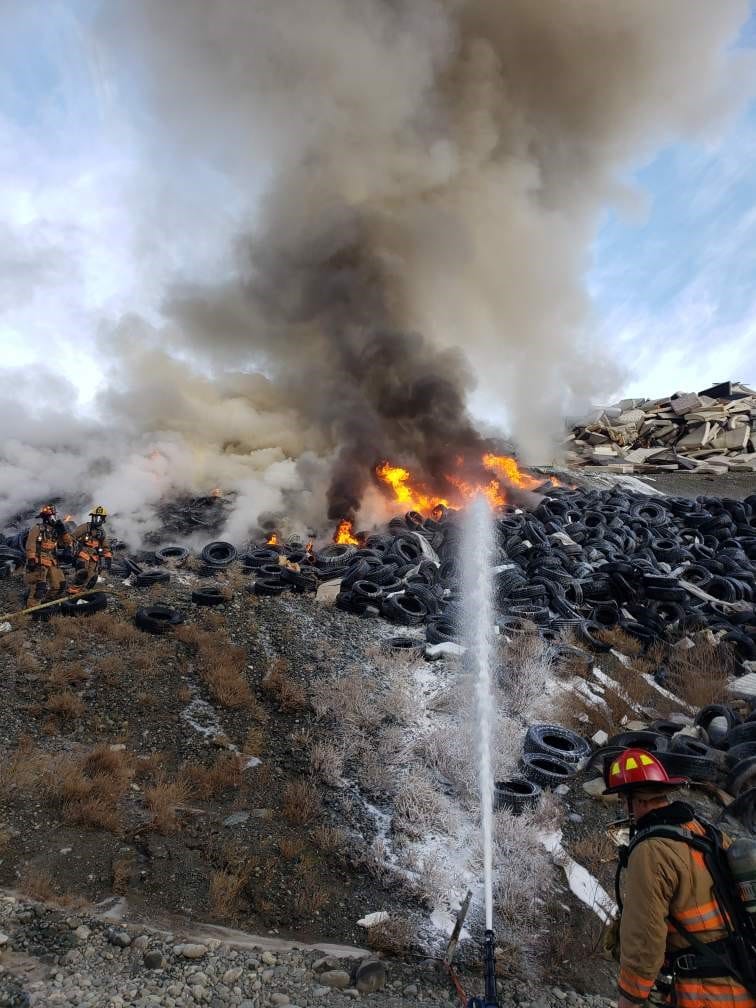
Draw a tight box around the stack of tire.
[199,541,237,577]
[588,704,756,831]
[495,724,590,814]
[242,540,319,597]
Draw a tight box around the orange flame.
[334,519,359,545]
[266,532,279,546]
[211,487,222,498]
[375,462,449,515]
[482,453,548,491]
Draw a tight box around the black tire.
[727,756,756,797]
[382,636,425,657]
[721,722,756,750]
[388,538,422,564]
[200,541,237,567]
[318,544,356,566]
[576,621,612,653]
[695,704,741,739]
[381,592,428,626]
[239,549,279,570]
[352,580,383,605]
[253,578,287,597]
[669,737,715,760]
[335,590,367,614]
[494,777,542,814]
[60,592,109,618]
[279,567,318,593]
[523,725,591,765]
[656,750,720,783]
[135,569,170,588]
[426,618,459,645]
[648,719,684,739]
[607,731,669,752]
[403,585,440,616]
[519,753,573,789]
[191,586,230,607]
[134,605,184,634]
[724,742,756,769]
[154,545,190,565]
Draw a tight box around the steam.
[1,1,753,538]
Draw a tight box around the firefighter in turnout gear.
[604,748,756,1008]
[70,506,112,594]
[23,504,72,604]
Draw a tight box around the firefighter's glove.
[26,558,38,571]
[603,916,621,962]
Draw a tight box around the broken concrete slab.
[671,392,703,415]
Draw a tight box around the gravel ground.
[0,895,616,1008]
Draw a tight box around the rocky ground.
[0,893,618,1008]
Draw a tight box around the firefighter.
[23,504,72,605]
[604,748,756,1008]
[70,505,112,594]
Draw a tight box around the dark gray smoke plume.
[94,0,752,523]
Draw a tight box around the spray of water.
[461,496,496,930]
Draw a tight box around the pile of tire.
[587,703,756,831]
[243,540,319,597]
[496,723,590,814]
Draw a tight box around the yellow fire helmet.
[90,505,108,518]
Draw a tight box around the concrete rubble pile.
[565,380,756,475]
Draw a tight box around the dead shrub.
[242,726,266,756]
[19,868,57,902]
[134,751,166,782]
[263,661,310,714]
[309,742,344,786]
[83,745,133,785]
[296,880,330,916]
[144,777,188,834]
[278,836,306,860]
[393,772,446,839]
[281,781,322,825]
[94,655,124,686]
[44,690,85,720]
[47,747,134,834]
[595,626,646,657]
[111,856,134,895]
[357,748,399,798]
[311,670,381,730]
[366,916,414,955]
[16,651,41,674]
[569,831,616,878]
[180,754,242,800]
[310,825,346,854]
[0,740,49,798]
[203,657,254,709]
[209,870,246,918]
[64,796,121,833]
[662,640,733,709]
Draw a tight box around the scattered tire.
[191,586,230,607]
[60,592,109,618]
[494,777,542,814]
[523,724,591,765]
[134,605,184,634]
[382,636,425,657]
[426,618,459,645]
[200,541,237,567]
[519,753,573,789]
[134,569,170,588]
[253,578,287,597]
[154,545,190,565]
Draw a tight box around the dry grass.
[569,832,616,878]
[311,670,382,731]
[0,739,49,798]
[393,772,446,839]
[111,856,134,895]
[310,825,346,854]
[662,640,733,709]
[278,836,306,860]
[281,781,322,825]
[47,746,134,834]
[180,754,243,800]
[242,726,266,756]
[176,625,256,710]
[309,742,344,787]
[47,660,90,689]
[296,880,330,916]
[44,690,85,720]
[366,916,415,955]
[18,868,57,902]
[263,660,310,714]
[143,777,188,834]
[209,869,246,918]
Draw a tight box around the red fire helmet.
[603,748,688,795]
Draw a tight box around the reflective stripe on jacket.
[618,814,755,1008]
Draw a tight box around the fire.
[375,462,449,515]
[266,532,279,546]
[376,453,556,514]
[211,487,222,498]
[334,519,359,545]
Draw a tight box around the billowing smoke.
[1,1,753,539]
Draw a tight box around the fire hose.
[0,587,120,623]
[444,892,500,1008]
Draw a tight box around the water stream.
[461,496,496,929]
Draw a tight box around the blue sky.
[2,0,755,418]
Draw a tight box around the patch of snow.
[243,756,261,769]
[357,911,389,928]
[181,697,226,740]
[540,830,616,924]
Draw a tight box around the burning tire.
[191,586,230,607]
[134,604,185,634]
[134,569,170,588]
[60,592,109,618]
[519,753,573,789]
[523,724,590,766]
[494,777,542,814]
[200,541,237,567]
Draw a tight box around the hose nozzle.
[466,929,499,1008]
